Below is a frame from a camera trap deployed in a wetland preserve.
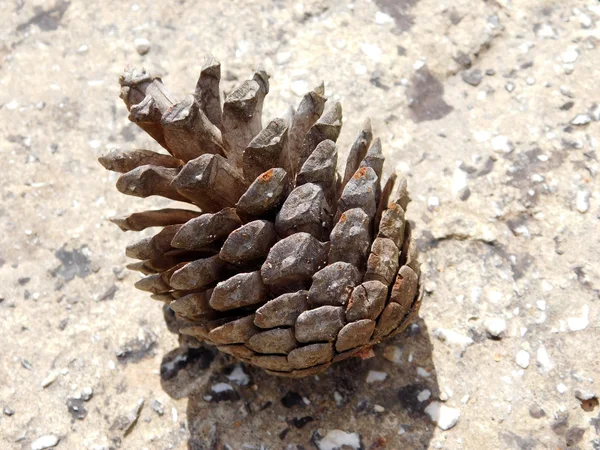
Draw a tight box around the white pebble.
[536,23,557,39]
[417,389,431,402]
[451,167,469,199]
[226,364,250,386]
[536,345,553,372]
[484,317,507,338]
[425,402,461,430]
[505,82,515,93]
[427,196,440,210]
[383,345,403,364]
[6,100,19,110]
[576,190,590,213]
[211,382,233,393]
[366,370,388,384]
[41,371,60,388]
[375,11,394,25]
[491,135,514,154]
[31,435,59,450]
[561,47,579,64]
[134,38,151,55]
[417,367,432,378]
[536,300,546,311]
[567,305,589,331]
[571,114,592,126]
[433,328,474,350]
[515,350,530,369]
[317,430,361,450]
[424,281,437,293]
[373,404,385,413]
[560,85,574,98]
[360,43,382,62]
[556,383,568,394]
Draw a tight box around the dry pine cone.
[100,56,423,378]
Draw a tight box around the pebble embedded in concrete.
[425,402,461,430]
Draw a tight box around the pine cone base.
[101,56,423,378]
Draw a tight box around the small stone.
[316,430,362,450]
[574,389,596,401]
[383,346,402,364]
[424,280,437,293]
[375,11,394,25]
[561,47,579,64]
[461,69,483,86]
[536,345,553,372]
[433,328,474,354]
[81,387,93,401]
[515,350,530,369]
[3,407,14,416]
[418,389,431,402]
[505,82,515,93]
[41,370,60,388]
[491,135,514,154]
[560,85,574,98]
[451,167,470,200]
[529,403,546,418]
[366,370,388,384]
[150,399,164,416]
[557,383,568,394]
[31,435,60,450]
[225,364,250,386]
[536,23,557,39]
[425,402,460,430]
[567,305,589,331]
[576,190,590,213]
[134,38,151,55]
[571,114,592,126]
[484,317,507,338]
[207,382,239,402]
[427,196,440,211]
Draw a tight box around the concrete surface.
[1,0,599,449]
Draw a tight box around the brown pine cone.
[100,56,423,378]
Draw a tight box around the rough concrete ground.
[1,0,599,449]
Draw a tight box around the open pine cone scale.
[100,56,423,378]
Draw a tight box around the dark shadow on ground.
[161,318,438,449]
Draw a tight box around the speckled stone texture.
[0,1,599,449]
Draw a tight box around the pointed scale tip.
[362,118,372,133]
[201,55,221,75]
[253,69,270,92]
[313,81,325,97]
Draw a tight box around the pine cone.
[100,56,423,378]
